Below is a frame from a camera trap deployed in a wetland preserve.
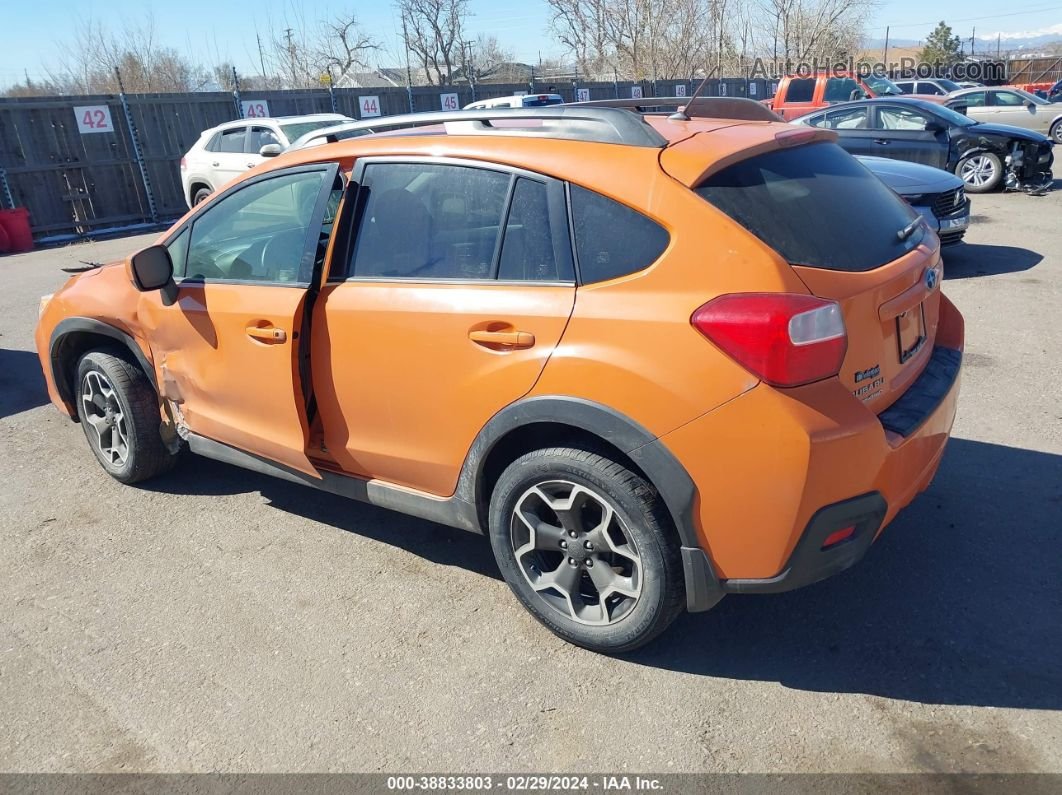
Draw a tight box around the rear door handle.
[874,139,890,145]
[212,161,220,167]
[468,329,535,349]
[246,324,287,343]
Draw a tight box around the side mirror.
[259,143,283,157]
[129,245,177,305]
[925,121,946,133]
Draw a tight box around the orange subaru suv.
[35,99,964,653]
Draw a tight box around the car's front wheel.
[488,447,684,654]
[957,152,1003,193]
[75,350,179,484]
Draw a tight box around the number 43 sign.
[74,105,113,134]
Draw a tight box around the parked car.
[893,78,962,96]
[858,156,970,245]
[954,81,984,89]
[464,93,564,110]
[180,114,352,207]
[945,87,1062,143]
[766,72,945,120]
[36,101,964,653]
[792,97,1054,193]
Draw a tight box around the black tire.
[956,152,1004,193]
[1051,120,1062,145]
[75,350,178,484]
[192,187,212,206]
[488,447,684,654]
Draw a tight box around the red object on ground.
[0,208,33,253]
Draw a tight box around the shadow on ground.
[0,348,48,419]
[944,243,1043,279]
[631,437,1062,711]
[148,436,1061,710]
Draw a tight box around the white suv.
[179,114,351,206]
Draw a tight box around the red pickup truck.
[766,73,946,120]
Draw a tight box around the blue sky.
[4,0,1062,85]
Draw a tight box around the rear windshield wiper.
[897,218,922,241]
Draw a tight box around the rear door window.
[350,162,510,280]
[569,186,669,283]
[823,78,864,102]
[217,127,248,153]
[694,142,921,272]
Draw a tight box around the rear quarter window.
[695,142,922,272]
[569,186,669,283]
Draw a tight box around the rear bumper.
[670,293,964,608]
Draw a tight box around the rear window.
[785,78,815,103]
[695,142,922,272]
[521,95,564,107]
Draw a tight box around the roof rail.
[569,96,783,123]
[306,107,668,148]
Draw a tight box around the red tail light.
[179,157,187,171]
[691,293,847,387]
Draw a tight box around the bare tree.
[400,0,469,85]
[41,16,210,94]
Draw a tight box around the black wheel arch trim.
[49,317,158,410]
[453,395,726,612]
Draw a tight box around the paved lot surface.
[1,192,1060,774]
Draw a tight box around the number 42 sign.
[74,105,113,134]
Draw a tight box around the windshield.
[281,119,350,141]
[932,104,977,127]
[1012,88,1049,106]
[864,75,904,96]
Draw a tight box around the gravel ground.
[0,191,1059,774]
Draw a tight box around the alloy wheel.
[510,480,642,626]
[80,370,130,466]
[960,155,998,188]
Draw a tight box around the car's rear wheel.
[956,152,1003,193]
[193,187,213,205]
[488,447,684,654]
[75,350,178,484]
[1050,120,1062,145]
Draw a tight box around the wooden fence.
[0,78,772,240]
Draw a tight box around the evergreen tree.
[920,22,963,66]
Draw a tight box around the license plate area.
[897,303,927,364]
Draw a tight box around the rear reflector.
[179,157,187,171]
[821,525,856,549]
[691,293,847,387]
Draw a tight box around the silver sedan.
[946,87,1062,143]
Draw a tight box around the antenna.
[670,70,713,121]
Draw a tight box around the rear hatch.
[681,138,941,413]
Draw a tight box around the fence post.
[327,69,338,113]
[0,168,14,209]
[614,68,619,98]
[114,68,158,225]
[232,66,243,118]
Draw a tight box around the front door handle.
[212,161,220,167]
[874,139,890,145]
[468,329,535,349]
[246,324,287,343]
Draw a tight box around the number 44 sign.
[359,96,381,118]
[74,105,113,134]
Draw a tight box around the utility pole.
[401,14,414,113]
[883,26,890,69]
[256,31,267,83]
[284,27,296,86]
[970,27,976,59]
[997,33,1001,59]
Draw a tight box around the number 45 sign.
[74,105,113,134]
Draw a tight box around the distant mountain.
[865,25,1062,56]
